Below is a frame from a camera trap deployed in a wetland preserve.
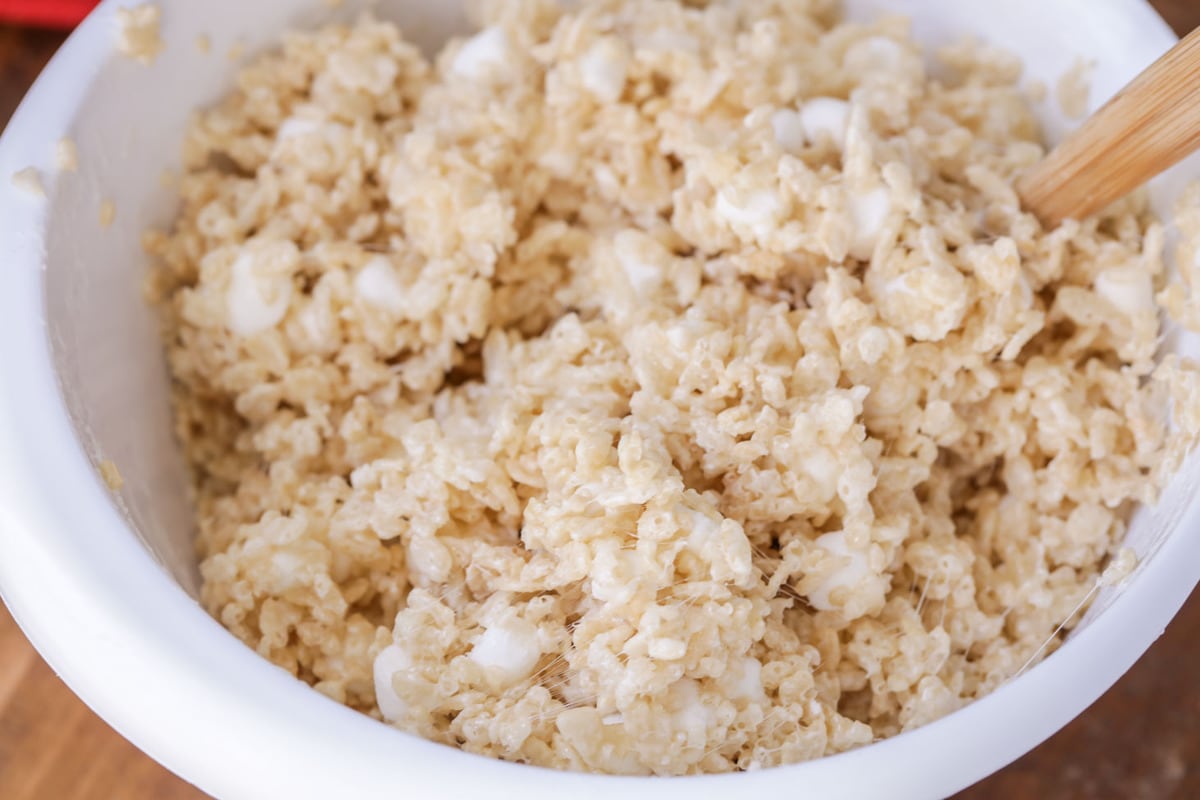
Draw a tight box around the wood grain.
[2,4,1200,798]
[0,604,205,799]
[0,25,59,119]
[1019,26,1200,226]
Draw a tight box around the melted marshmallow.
[799,97,850,149]
[685,507,720,543]
[770,108,807,154]
[807,531,873,612]
[848,187,891,261]
[469,617,542,687]
[1094,266,1155,316]
[276,117,322,141]
[801,447,839,499]
[354,256,407,315]
[614,234,662,294]
[720,655,766,701]
[716,188,784,240]
[226,251,292,336]
[580,38,627,103]
[373,644,414,722]
[665,319,707,351]
[274,117,349,158]
[666,678,716,734]
[452,27,510,80]
[845,36,907,74]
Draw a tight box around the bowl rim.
[0,1,1196,798]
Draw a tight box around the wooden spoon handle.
[1018,26,1200,228]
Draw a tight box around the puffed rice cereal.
[115,3,164,65]
[148,0,1200,776]
[11,166,44,196]
[55,137,79,173]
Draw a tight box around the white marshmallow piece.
[716,188,784,241]
[845,36,907,75]
[469,617,542,688]
[226,251,293,336]
[720,655,766,702]
[276,116,322,141]
[354,256,407,315]
[373,644,414,722]
[806,531,873,612]
[614,233,663,295]
[800,97,850,150]
[666,678,716,736]
[848,186,891,261]
[452,27,511,81]
[801,447,839,499]
[580,38,628,103]
[1094,266,1155,317]
[665,319,704,351]
[274,117,349,159]
[771,108,807,154]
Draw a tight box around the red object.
[0,0,98,28]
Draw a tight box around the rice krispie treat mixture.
[148,0,1200,775]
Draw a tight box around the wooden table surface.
[2,4,1199,798]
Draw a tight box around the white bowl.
[0,1,1197,798]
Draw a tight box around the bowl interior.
[41,0,1197,648]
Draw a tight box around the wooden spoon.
[1018,26,1200,228]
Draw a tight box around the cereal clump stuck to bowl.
[148,0,1200,775]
